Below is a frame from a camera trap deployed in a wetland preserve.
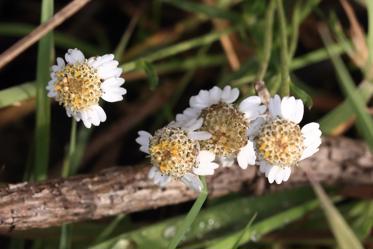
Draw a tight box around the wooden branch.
[0,137,372,232]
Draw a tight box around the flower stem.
[167,177,208,249]
[62,119,77,177]
[276,0,290,96]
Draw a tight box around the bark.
[0,137,372,232]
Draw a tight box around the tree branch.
[0,137,372,232]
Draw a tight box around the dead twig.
[0,0,91,70]
[0,136,372,232]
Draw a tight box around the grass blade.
[33,0,54,181]
[310,180,364,249]
[321,28,373,149]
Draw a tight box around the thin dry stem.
[0,0,91,70]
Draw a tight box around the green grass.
[33,0,54,181]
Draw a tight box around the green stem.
[256,0,275,81]
[33,0,53,181]
[62,119,77,178]
[167,177,208,249]
[276,0,290,96]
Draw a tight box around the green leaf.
[311,181,364,249]
[0,82,35,108]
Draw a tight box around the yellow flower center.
[149,127,199,178]
[199,103,248,157]
[54,62,102,112]
[255,118,304,167]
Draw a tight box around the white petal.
[275,169,285,184]
[280,96,304,123]
[301,122,320,135]
[188,131,211,141]
[80,110,92,128]
[183,118,203,132]
[87,107,100,126]
[148,167,170,187]
[189,90,211,109]
[239,97,266,121]
[208,86,222,105]
[175,108,200,124]
[193,161,218,175]
[237,141,256,169]
[292,99,304,124]
[101,77,125,89]
[98,67,123,80]
[56,57,65,68]
[181,173,202,192]
[283,167,291,181]
[148,166,157,178]
[94,105,107,122]
[65,48,85,64]
[89,54,115,69]
[136,133,151,146]
[268,95,281,117]
[301,143,321,160]
[267,165,281,184]
[197,150,215,164]
[221,85,239,103]
[101,91,124,102]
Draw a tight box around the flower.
[47,48,126,128]
[136,118,218,192]
[175,86,266,169]
[250,95,322,184]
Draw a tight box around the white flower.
[47,48,126,128]
[136,119,218,192]
[175,85,266,169]
[251,95,322,184]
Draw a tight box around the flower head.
[47,48,126,128]
[136,119,218,192]
[251,95,322,184]
[175,86,265,169]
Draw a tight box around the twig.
[0,0,91,70]
[0,136,372,232]
[204,0,240,71]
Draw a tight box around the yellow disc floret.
[149,127,199,178]
[255,118,304,167]
[54,62,102,112]
[199,103,248,157]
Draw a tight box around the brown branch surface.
[0,137,372,232]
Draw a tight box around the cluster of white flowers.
[136,85,322,191]
[46,50,321,191]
